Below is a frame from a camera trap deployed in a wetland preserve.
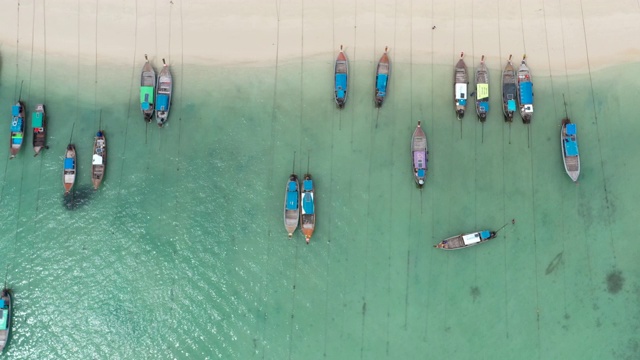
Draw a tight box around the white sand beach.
[0,0,638,74]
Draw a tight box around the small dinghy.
[411,121,428,187]
[454,52,469,119]
[32,104,47,156]
[374,47,390,107]
[334,45,348,108]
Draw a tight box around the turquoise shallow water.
[1,29,640,360]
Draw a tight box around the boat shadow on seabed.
[62,185,95,210]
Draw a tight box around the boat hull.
[475,60,489,122]
[561,119,580,182]
[300,174,315,244]
[284,174,300,238]
[140,60,156,122]
[502,61,517,122]
[32,104,47,156]
[454,58,468,119]
[9,102,26,159]
[155,63,172,127]
[334,50,348,108]
[411,121,428,187]
[434,230,497,250]
[92,131,107,190]
[63,145,77,195]
[0,288,13,353]
[375,50,390,107]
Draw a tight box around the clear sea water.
[1,5,640,360]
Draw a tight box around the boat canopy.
[519,82,533,104]
[336,74,347,91]
[480,230,491,239]
[10,118,23,132]
[566,123,576,135]
[455,83,467,100]
[12,105,21,117]
[507,99,517,111]
[564,139,579,156]
[64,158,75,170]
[157,94,169,111]
[417,169,425,178]
[302,192,314,215]
[286,181,298,210]
[0,299,4,308]
[32,112,43,128]
[92,154,103,165]
[476,83,489,99]
[462,233,482,245]
[11,134,23,145]
[303,179,313,191]
[0,309,7,330]
[477,101,489,112]
[414,151,426,169]
[376,74,388,95]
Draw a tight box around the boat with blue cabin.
[284,174,300,239]
[155,58,172,127]
[434,230,498,250]
[374,47,390,107]
[517,55,534,123]
[9,102,25,159]
[334,45,348,108]
[454,52,468,119]
[502,55,517,122]
[300,174,315,244]
[32,104,47,156]
[140,54,156,122]
[411,121,428,187]
[63,144,77,195]
[561,118,580,182]
[92,130,107,190]
[475,55,489,122]
[0,288,12,353]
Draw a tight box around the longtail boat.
[0,288,13,353]
[502,55,517,122]
[300,174,315,244]
[32,104,47,156]
[517,55,534,123]
[155,58,172,127]
[334,45,348,108]
[434,230,497,250]
[284,174,300,239]
[9,102,25,159]
[92,130,107,190]
[140,54,156,122]
[374,47,390,107]
[63,144,76,195]
[561,118,580,182]
[411,121,428,187]
[475,55,490,122]
[454,52,468,119]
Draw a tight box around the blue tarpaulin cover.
[417,169,425,177]
[157,94,169,111]
[478,101,489,112]
[566,123,576,135]
[10,118,22,132]
[286,180,298,210]
[335,73,347,91]
[0,309,7,330]
[459,99,467,106]
[64,158,75,170]
[11,135,22,145]
[480,230,491,239]
[302,193,314,214]
[337,90,345,99]
[12,105,21,117]
[303,180,313,191]
[565,140,578,156]
[519,82,533,104]
[0,299,4,308]
[376,74,388,94]
[507,99,517,111]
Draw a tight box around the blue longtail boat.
[63,144,76,195]
[284,174,300,239]
[9,102,25,159]
[300,174,315,244]
[374,47,390,107]
[155,58,172,127]
[561,118,580,182]
[0,288,13,353]
[434,230,498,250]
[517,55,534,123]
[334,45,348,108]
